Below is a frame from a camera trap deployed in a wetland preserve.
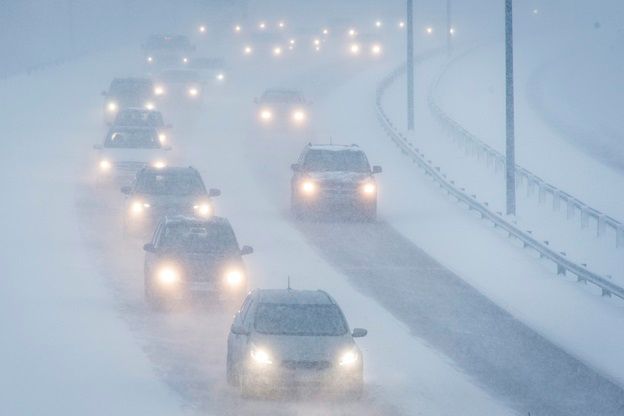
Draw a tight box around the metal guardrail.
[375,64,624,301]
[427,52,624,249]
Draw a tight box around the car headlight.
[99,159,112,172]
[193,202,211,217]
[338,349,359,367]
[188,87,199,97]
[300,180,317,195]
[292,109,306,123]
[216,73,225,82]
[350,43,361,55]
[182,57,189,64]
[107,101,118,112]
[259,109,273,122]
[371,43,382,55]
[152,160,166,169]
[361,182,376,196]
[154,85,165,95]
[158,133,166,144]
[157,265,180,286]
[224,268,244,288]
[147,56,153,63]
[250,345,273,365]
[273,46,283,56]
[243,45,253,55]
[145,102,155,110]
[130,200,150,216]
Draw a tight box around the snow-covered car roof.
[255,289,335,305]
[260,88,305,103]
[306,143,361,152]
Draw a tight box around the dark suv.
[290,144,382,220]
[121,166,220,235]
[143,215,253,308]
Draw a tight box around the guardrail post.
[557,264,566,276]
[597,215,606,237]
[553,190,561,211]
[538,183,546,204]
[566,199,575,220]
[581,208,589,229]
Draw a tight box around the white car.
[227,289,367,398]
[153,69,203,101]
[254,88,310,128]
[94,126,171,182]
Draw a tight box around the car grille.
[281,360,332,370]
[115,161,148,173]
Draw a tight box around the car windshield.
[159,70,200,83]
[104,129,160,149]
[254,303,348,336]
[261,90,303,104]
[110,80,152,97]
[145,36,191,50]
[114,110,164,127]
[160,222,238,253]
[303,149,370,172]
[135,171,205,195]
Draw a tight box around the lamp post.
[406,0,415,131]
[505,0,516,215]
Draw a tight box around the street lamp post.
[406,0,414,131]
[505,0,516,215]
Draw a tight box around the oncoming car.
[254,88,310,128]
[121,166,220,235]
[189,57,227,84]
[112,108,171,145]
[290,144,382,220]
[227,289,367,398]
[143,215,253,308]
[142,34,195,68]
[153,69,204,101]
[101,78,156,123]
[94,126,171,182]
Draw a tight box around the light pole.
[505,0,516,215]
[446,0,452,57]
[406,0,415,131]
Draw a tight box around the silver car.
[226,289,367,398]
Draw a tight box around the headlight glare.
[152,160,166,169]
[157,265,180,286]
[107,101,118,112]
[259,109,273,122]
[361,182,376,195]
[339,350,359,367]
[300,180,317,195]
[193,203,211,217]
[292,109,306,123]
[154,85,165,95]
[224,269,244,287]
[250,346,273,365]
[99,159,112,171]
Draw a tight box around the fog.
[1,1,624,415]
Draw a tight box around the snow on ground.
[0,48,190,416]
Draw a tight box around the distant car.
[189,57,227,84]
[241,31,288,57]
[142,34,195,68]
[254,88,309,127]
[94,126,171,182]
[112,108,171,145]
[347,32,384,58]
[121,166,220,235]
[143,215,253,308]
[102,78,156,123]
[153,69,203,101]
[227,289,367,398]
[290,144,382,220]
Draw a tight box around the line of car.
[90,24,387,399]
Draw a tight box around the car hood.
[98,148,167,164]
[250,333,355,362]
[306,171,372,185]
[133,193,209,207]
[158,251,242,277]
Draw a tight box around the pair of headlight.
[155,265,244,288]
[249,346,359,367]
[298,180,376,196]
[258,109,306,124]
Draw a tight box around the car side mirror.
[352,328,367,338]
[93,144,102,150]
[231,324,249,335]
[291,163,300,172]
[209,188,221,197]
[143,243,156,253]
[121,186,132,195]
[240,245,253,256]
[372,165,382,174]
